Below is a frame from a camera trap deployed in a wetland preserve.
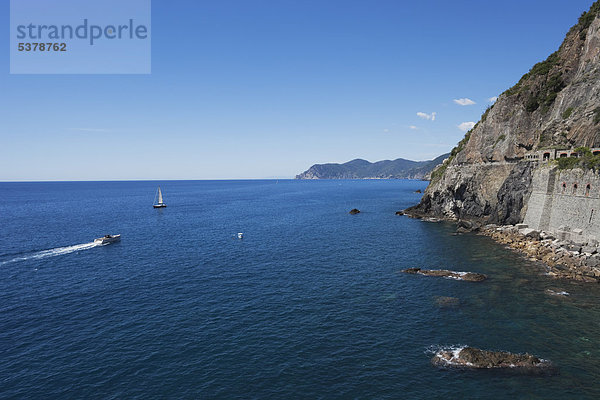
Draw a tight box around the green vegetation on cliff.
[429,162,447,183]
[573,0,600,40]
[503,1,600,112]
[430,129,473,182]
[556,147,600,170]
[505,52,561,97]
[562,107,574,119]
[431,103,495,183]
[525,72,566,113]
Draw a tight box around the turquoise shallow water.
[1,179,600,399]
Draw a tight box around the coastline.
[480,225,600,283]
[403,211,600,283]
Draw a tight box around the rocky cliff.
[408,1,600,223]
[296,153,449,180]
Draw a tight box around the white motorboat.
[237,233,244,239]
[94,234,121,244]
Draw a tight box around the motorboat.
[94,234,121,244]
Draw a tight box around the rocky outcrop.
[407,162,535,224]
[349,208,361,215]
[402,268,487,282]
[456,219,482,233]
[410,2,600,223]
[431,347,552,370]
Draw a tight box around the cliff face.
[416,162,535,224]
[410,2,600,223]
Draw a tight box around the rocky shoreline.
[481,224,600,283]
[402,211,600,283]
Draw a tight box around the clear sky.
[0,0,596,180]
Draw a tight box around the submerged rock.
[395,210,405,216]
[403,268,487,282]
[414,189,423,193]
[431,347,552,370]
[349,208,361,215]
[434,296,460,308]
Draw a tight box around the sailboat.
[153,186,167,208]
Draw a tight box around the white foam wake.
[0,242,100,265]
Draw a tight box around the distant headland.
[296,153,449,180]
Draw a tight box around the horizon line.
[0,177,432,183]
[0,178,295,183]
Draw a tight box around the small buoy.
[237,233,244,239]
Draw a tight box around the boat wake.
[0,242,100,266]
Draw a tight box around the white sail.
[153,186,166,208]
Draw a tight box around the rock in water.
[434,296,460,308]
[402,268,487,282]
[431,347,552,370]
[395,210,405,216]
[349,208,361,215]
[456,219,481,233]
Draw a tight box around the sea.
[1,180,600,399]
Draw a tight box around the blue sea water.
[2,180,600,399]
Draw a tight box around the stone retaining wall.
[523,166,600,244]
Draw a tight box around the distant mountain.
[295,153,449,180]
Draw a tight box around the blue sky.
[0,0,596,180]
